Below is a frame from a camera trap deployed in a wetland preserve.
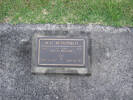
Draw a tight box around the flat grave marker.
[32,33,91,75]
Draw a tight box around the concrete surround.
[0,24,133,100]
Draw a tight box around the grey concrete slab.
[0,24,133,100]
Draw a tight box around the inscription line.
[41,46,82,47]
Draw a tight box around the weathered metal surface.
[37,37,86,66]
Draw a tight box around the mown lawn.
[0,0,133,27]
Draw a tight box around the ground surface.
[0,24,133,100]
[0,0,133,27]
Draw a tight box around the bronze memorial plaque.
[32,34,90,75]
[38,38,85,66]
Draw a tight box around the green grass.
[0,0,133,27]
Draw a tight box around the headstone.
[32,33,91,75]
